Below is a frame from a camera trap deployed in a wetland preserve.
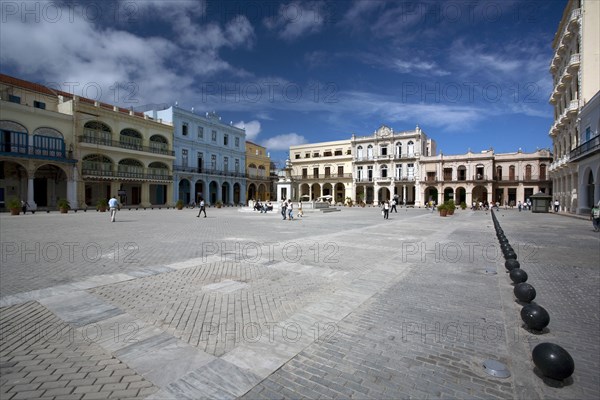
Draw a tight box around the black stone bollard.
[532,343,575,380]
[505,259,520,271]
[505,251,518,260]
[521,303,550,331]
[509,268,528,283]
[514,283,536,303]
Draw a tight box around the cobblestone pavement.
[1,207,598,399]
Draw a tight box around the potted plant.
[446,200,455,215]
[215,200,223,208]
[460,201,467,210]
[438,203,448,217]
[57,198,70,213]
[345,197,353,207]
[7,197,21,215]
[176,199,184,210]
[97,198,108,212]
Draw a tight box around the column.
[27,177,37,209]
[141,182,150,207]
[402,185,407,206]
[374,182,380,205]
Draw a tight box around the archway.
[233,183,241,204]
[247,183,257,201]
[1,161,28,207]
[311,183,321,200]
[209,181,219,204]
[195,181,205,203]
[586,170,594,210]
[444,187,454,202]
[179,179,191,204]
[455,187,466,204]
[322,183,333,197]
[221,182,230,204]
[365,187,374,204]
[472,185,488,204]
[257,184,266,201]
[334,183,345,203]
[378,187,390,202]
[34,164,68,207]
[424,186,438,204]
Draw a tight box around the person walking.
[391,197,397,213]
[197,198,207,218]
[280,198,287,220]
[287,199,294,220]
[518,201,522,212]
[591,202,600,232]
[108,196,119,222]
[554,199,560,212]
[382,200,390,219]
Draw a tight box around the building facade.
[574,90,600,213]
[351,125,436,206]
[74,98,174,208]
[286,125,552,207]
[0,74,77,210]
[245,141,272,201]
[419,149,552,206]
[289,139,353,203]
[146,107,246,205]
[548,0,600,213]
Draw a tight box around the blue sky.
[0,0,565,165]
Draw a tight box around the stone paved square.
[1,207,599,399]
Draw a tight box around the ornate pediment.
[376,125,392,138]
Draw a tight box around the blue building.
[145,106,246,205]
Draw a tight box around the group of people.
[280,199,303,220]
[253,200,273,213]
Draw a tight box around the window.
[313,167,319,178]
[357,146,363,159]
[8,95,20,104]
[224,134,229,146]
[427,172,436,181]
[198,152,203,172]
[443,168,452,181]
[235,159,239,172]
[324,151,332,157]
[396,164,402,178]
[313,152,320,157]
[585,126,591,142]
[198,126,204,139]
[367,145,373,159]
[182,123,188,136]
[33,101,46,109]
[509,165,515,180]
[235,137,239,147]
[407,141,414,156]
[540,164,546,180]
[525,165,532,180]
[305,153,310,158]
[357,166,363,181]
[381,165,388,178]
[325,167,331,177]
[396,143,402,157]
[367,166,373,181]
[496,166,502,180]
[211,154,216,169]
[224,157,229,172]
[381,146,388,156]
[212,130,217,141]
[407,163,414,179]
[295,153,300,159]
[334,150,342,156]
[182,149,188,167]
[338,166,344,175]
[302,168,308,178]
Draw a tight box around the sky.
[0,0,566,165]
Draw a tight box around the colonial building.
[146,107,246,205]
[74,99,174,208]
[548,0,600,213]
[245,141,271,201]
[286,124,552,207]
[289,139,353,203]
[351,125,435,205]
[0,74,77,210]
[419,149,552,206]
[574,90,600,213]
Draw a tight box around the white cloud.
[264,2,325,41]
[234,120,261,141]
[261,133,307,150]
[391,59,450,77]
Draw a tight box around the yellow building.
[245,141,271,201]
[0,74,175,210]
[0,74,77,210]
[69,97,174,208]
[289,139,353,203]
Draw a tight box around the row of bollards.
[491,210,575,382]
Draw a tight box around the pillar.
[27,177,36,209]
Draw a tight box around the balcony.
[0,143,76,163]
[548,154,571,172]
[493,175,550,183]
[82,163,172,181]
[354,176,416,183]
[173,165,246,178]
[550,8,581,69]
[292,173,352,181]
[570,136,600,161]
[79,135,174,156]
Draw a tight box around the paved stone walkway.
[1,207,598,399]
